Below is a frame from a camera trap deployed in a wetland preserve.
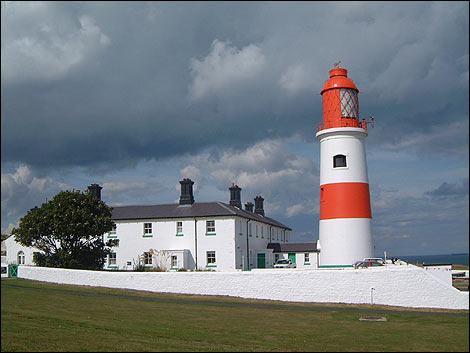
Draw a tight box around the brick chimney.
[229,183,242,209]
[179,178,195,205]
[254,196,265,216]
[88,184,103,200]
[245,202,254,212]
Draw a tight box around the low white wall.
[16,265,469,310]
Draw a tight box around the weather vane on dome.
[334,60,341,68]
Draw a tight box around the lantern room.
[319,66,361,130]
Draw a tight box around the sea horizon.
[393,253,469,266]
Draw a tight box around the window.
[333,154,347,168]
[171,255,178,268]
[249,223,252,237]
[261,226,264,238]
[143,223,152,236]
[206,220,216,234]
[340,88,359,118]
[108,253,117,266]
[143,252,152,266]
[108,224,117,238]
[207,251,216,266]
[304,253,310,264]
[176,221,183,235]
[256,224,258,237]
[17,251,25,265]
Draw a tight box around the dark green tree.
[12,189,117,270]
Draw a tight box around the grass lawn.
[1,278,468,352]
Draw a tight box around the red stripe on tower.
[320,183,372,220]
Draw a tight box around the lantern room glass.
[340,89,359,119]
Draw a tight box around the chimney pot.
[229,184,242,209]
[88,184,103,200]
[179,178,195,205]
[254,195,265,216]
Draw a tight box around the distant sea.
[395,253,469,266]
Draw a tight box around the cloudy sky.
[2,1,468,256]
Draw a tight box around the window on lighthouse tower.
[333,154,347,168]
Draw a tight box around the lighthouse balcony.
[316,118,372,133]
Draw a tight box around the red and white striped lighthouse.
[316,64,374,267]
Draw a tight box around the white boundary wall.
[16,265,468,310]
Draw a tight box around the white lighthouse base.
[319,218,373,267]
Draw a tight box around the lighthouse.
[316,64,374,267]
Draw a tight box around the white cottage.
[105,179,293,271]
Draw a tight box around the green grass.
[1,279,469,352]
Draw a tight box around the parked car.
[274,259,296,268]
[362,257,385,265]
[354,260,384,269]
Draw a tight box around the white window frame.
[206,220,216,234]
[206,251,216,266]
[143,223,153,236]
[17,251,25,265]
[171,255,178,268]
[143,252,152,266]
[108,252,117,266]
[109,224,117,235]
[176,221,183,235]
[304,253,310,264]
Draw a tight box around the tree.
[12,189,117,270]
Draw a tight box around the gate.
[8,264,18,278]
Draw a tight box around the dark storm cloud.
[2,2,468,172]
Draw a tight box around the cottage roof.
[111,201,291,230]
[267,242,318,253]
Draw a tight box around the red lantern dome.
[320,66,360,130]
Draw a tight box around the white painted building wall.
[273,252,319,268]
[15,265,469,310]
[4,216,290,272]
[4,236,36,266]
[295,252,319,268]
[235,218,286,270]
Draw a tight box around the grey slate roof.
[267,242,318,253]
[111,201,291,230]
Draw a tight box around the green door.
[257,253,266,268]
[8,264,18,278]
[288,253,296,264]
